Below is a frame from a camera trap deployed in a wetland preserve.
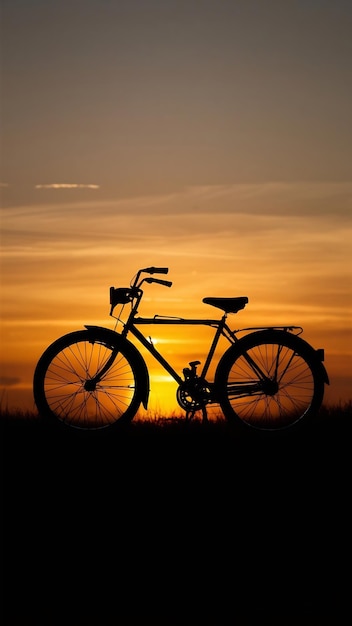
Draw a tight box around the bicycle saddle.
[202,296,248,313]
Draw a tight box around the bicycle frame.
[128,314,236,386]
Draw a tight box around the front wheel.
[215,330,325,430]
[33,329,143,430]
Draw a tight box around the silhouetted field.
[2,404,351,625]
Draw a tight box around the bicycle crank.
[176,378,211,422]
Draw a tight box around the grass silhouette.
[1,398,351,425]
[2,401,351,626]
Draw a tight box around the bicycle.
[33,266,329,431]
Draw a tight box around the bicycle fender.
[263,331,330,385]
[281,334,330,386]
[285,338,329,385]
[84,325,150,408]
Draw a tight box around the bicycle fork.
[83,346,120,391]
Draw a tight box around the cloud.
[0,182,9,187]
[3,181,351,220]
[35,183,100,189]
[2,182,352,258]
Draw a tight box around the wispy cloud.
[0,182,9,188]
[35,183,100,189]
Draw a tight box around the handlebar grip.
[144,266,169,275]
[145,278,172,287]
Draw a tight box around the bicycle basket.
[110,287,132,307]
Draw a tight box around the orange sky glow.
[1,1,351,416]
[1,182,351,415]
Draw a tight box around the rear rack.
[233,326,304,334]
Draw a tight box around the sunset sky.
[1,0,351,415]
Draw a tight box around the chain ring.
[176,379,211,411]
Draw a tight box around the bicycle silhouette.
[33,266,329,431]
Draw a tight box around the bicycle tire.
[33,329,143,430]
[215,330,325,430]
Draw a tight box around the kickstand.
[185,409,196,422]
[185,406,208,423]
[201,406,208,423]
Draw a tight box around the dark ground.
[1,411,352,626]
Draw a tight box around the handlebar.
[132,266,170,290]
[110,267,173,315]
[142,266,169,275]
[145,278,172,287]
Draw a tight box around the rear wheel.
[33,329,142,429]
[216,330,325,430]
